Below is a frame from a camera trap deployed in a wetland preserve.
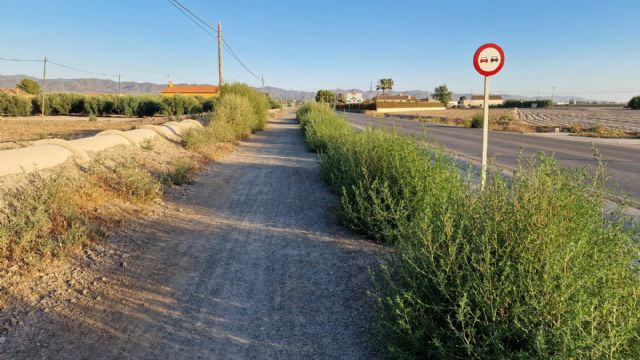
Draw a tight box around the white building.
[459,95,504,108]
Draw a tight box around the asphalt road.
[341,112,640,200]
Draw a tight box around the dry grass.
[0,115,167,145]
[414,111,536,133]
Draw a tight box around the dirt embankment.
[0,114,387,359]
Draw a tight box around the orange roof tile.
[161,85,220,94]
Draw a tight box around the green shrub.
[222,83,268,131]
[163,159,197,186]
[88,113,97,122]
[265,94,282,109]
[298,103,640,359]
[628,96,640,109]
[135,96,163,117]
[83,96,102,116]
[297,102,353,152]
[200,97,218,112]
[118,95,140,117]
[470,112,483,128]
[162,94,202,116]
[502,99,552,108]
[0,94,33,116]
[210,93,256,139]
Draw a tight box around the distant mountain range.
[0,75,609,103]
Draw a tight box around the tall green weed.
[297,102,640,359]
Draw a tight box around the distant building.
[460,95,504,108]
[161,81,220,98]
[0,87,30,96]
[375,94,417,102]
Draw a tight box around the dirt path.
[1,114,386,359]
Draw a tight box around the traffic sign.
[473,43,505,189]
[473,43,505,77]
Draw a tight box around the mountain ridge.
[0,75,608,103]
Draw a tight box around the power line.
[167,0,216,38]
[2,55,182,84]
[169,0,217,34]
[48,59,119,78]
[221,38,259,80]
[166,0,261,81]
[0,57,43,63]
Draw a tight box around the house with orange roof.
[161,81,220,98]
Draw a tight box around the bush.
[628,96,640,109]
[210,93,257,139]
[265,94,282,109]
[162,94,203,116]
[87,158,162,203]
[298,103,640,358]
[200,97,218,112]
[297,102,353,152]
[470,112,483,128]
[222,83,268,131]
[502,99,552,108]
[0,172,91,264]
[118,95,140,117]
[0,94,33,116]
[163,159,198,186]
[83,96,102,116]
[135,96,163,117]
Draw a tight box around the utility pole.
[41,57,47,120]
[217,20,223,88]
[118,73,121,95]
[370,81,373,100]
[551,86,556,108]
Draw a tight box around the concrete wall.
[376,106,446,113]
[0,119,203,178]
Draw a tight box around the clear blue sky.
[1,0,638,101]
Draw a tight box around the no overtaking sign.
[473,43,505,77]
[473,43,505,189]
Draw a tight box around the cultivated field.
[403,106,640,132]
[517,106,640,131]
[0,115,167,149]
[394,108,516,122]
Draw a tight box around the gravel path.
[1,114,386,359]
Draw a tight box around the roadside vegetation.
[182,84,268,157]
[628,95,640,110]
[0,82,269,278]
[297,102,640,359]
[0,93,217,117]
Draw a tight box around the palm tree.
[376,78,394,94]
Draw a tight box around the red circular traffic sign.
[473,43,505,77]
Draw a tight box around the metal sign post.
[473,43,505,189]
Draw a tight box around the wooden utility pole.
[41,57,47,119]
[218,21,223,88]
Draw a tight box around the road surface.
[341,112,640,200]
[2,114,385,359]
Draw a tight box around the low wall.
[376,106,447,113]
[0,119,203,177]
